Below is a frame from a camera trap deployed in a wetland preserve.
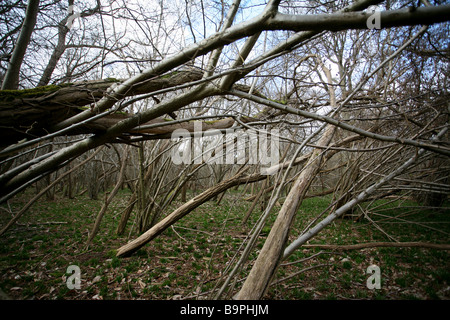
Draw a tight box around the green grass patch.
[1,189,449,300]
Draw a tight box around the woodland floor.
[1,188,449,300]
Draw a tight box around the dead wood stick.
[302,242,450,250]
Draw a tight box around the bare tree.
[0,0,449,300]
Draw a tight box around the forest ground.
[1,188,449,300]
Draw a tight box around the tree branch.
[302,242,450,251]
[267,5,450,32]
[229,89,450,157]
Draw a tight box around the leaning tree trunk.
[86,146,128,245]
[282,133,448,259]
[115,167,268,257]
[235,124,336,300]
[235,55,340,299]
[1,0,40,90]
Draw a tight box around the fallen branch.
[302,242,450,251]
[271,263,331,286]
[0,70,204,147]
[283,125,449,260]
[116,167,265,257]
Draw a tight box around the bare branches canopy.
[0,0,449,300]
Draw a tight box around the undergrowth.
[1,188,449,300]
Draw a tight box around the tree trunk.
[283,126,449,259]
[235,124,336,300]
[116,191,137,235]
[1,0,40,90]
[86,146,128,245]
[242,178,267,224]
